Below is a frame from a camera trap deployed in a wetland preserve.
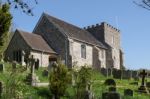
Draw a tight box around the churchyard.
[0,61,150,99]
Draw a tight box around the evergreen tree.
[49,62,71,99]
[0,4,12,61]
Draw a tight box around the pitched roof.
[16,30,56,54]
[43,13,107,49]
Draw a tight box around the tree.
[73,66,92,99]
[0,4,12,61]
[0,0,38,16]
[49,62,71,99]
[134,0,150,10]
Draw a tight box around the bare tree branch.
[134,0,150,10]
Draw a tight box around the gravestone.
[138,69,149,94]
[122,70,132,79]
[107,68,112,77]
[42,69,49,77]
[101,68,107,77]
[0,81,3,98]
[35,59,39,70]
[21,50,26,66]
[102,86,121,99]
[12,61,17,69]
[132,70,139,80]
[104,79,116,86]
[146,82,150,92]
[113,69,122,79]
[25,55,38,85]
[124,89,133,96]
[0,64,4,72]
[84,83,94,99]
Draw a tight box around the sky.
[9,0,150,70]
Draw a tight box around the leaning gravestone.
[102,86,121,99]
[124,89,133,96]
[0,64,4,72]
[138,69,149,94]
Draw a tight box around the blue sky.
[10,0,150,69]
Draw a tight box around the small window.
[13,50,21,62]
[81,44,86,59]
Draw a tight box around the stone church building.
[5,13,124,69]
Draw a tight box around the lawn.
[0,62,150,99]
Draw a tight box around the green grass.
[0,62,150,99]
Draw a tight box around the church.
[5,13,124,69]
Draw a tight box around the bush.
[49,62,71,99]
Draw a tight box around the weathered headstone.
[104,79,116,86]
[132,70,139,80]
[21,50,26,66]
[124,89,133,96]
[0,81,3,98]
[113,69,122,79]
[0,64,4,72]
[25,55,38,85]
[138,69,149,94]
[146,82,150,92]
[12,61,17,69]
[35,59,39,70]
[102,85,120,99]
[42,69,49,77]
[122,70,132,79]
[101,68,107,77]
[84,84,94,99]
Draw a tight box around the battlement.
[83,22,120,32]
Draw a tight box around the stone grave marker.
[113,69,122,79]
[84,83,94,99]
[104,78,116,86]
[0,64,4,72]
[132,70,139,80]
[101,68,107,77]
[138,69,149,94]
[124,89,133,96]
[102,85,120,99]
[146,82,150,92]
[12,61,17,69]
[122,70,132,79]
[42,69,49,77]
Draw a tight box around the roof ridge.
[43,13,107,49]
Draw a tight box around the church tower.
[85,22,124,69]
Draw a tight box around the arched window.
[81,44,86,59]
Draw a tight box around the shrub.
[49,62,71,99]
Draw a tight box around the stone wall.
[69,39,93,67]
[31,51,50,67]
[93,46,106,69]
[5,31,30,62]
[33,15,69,66]
[86,22,122,69]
